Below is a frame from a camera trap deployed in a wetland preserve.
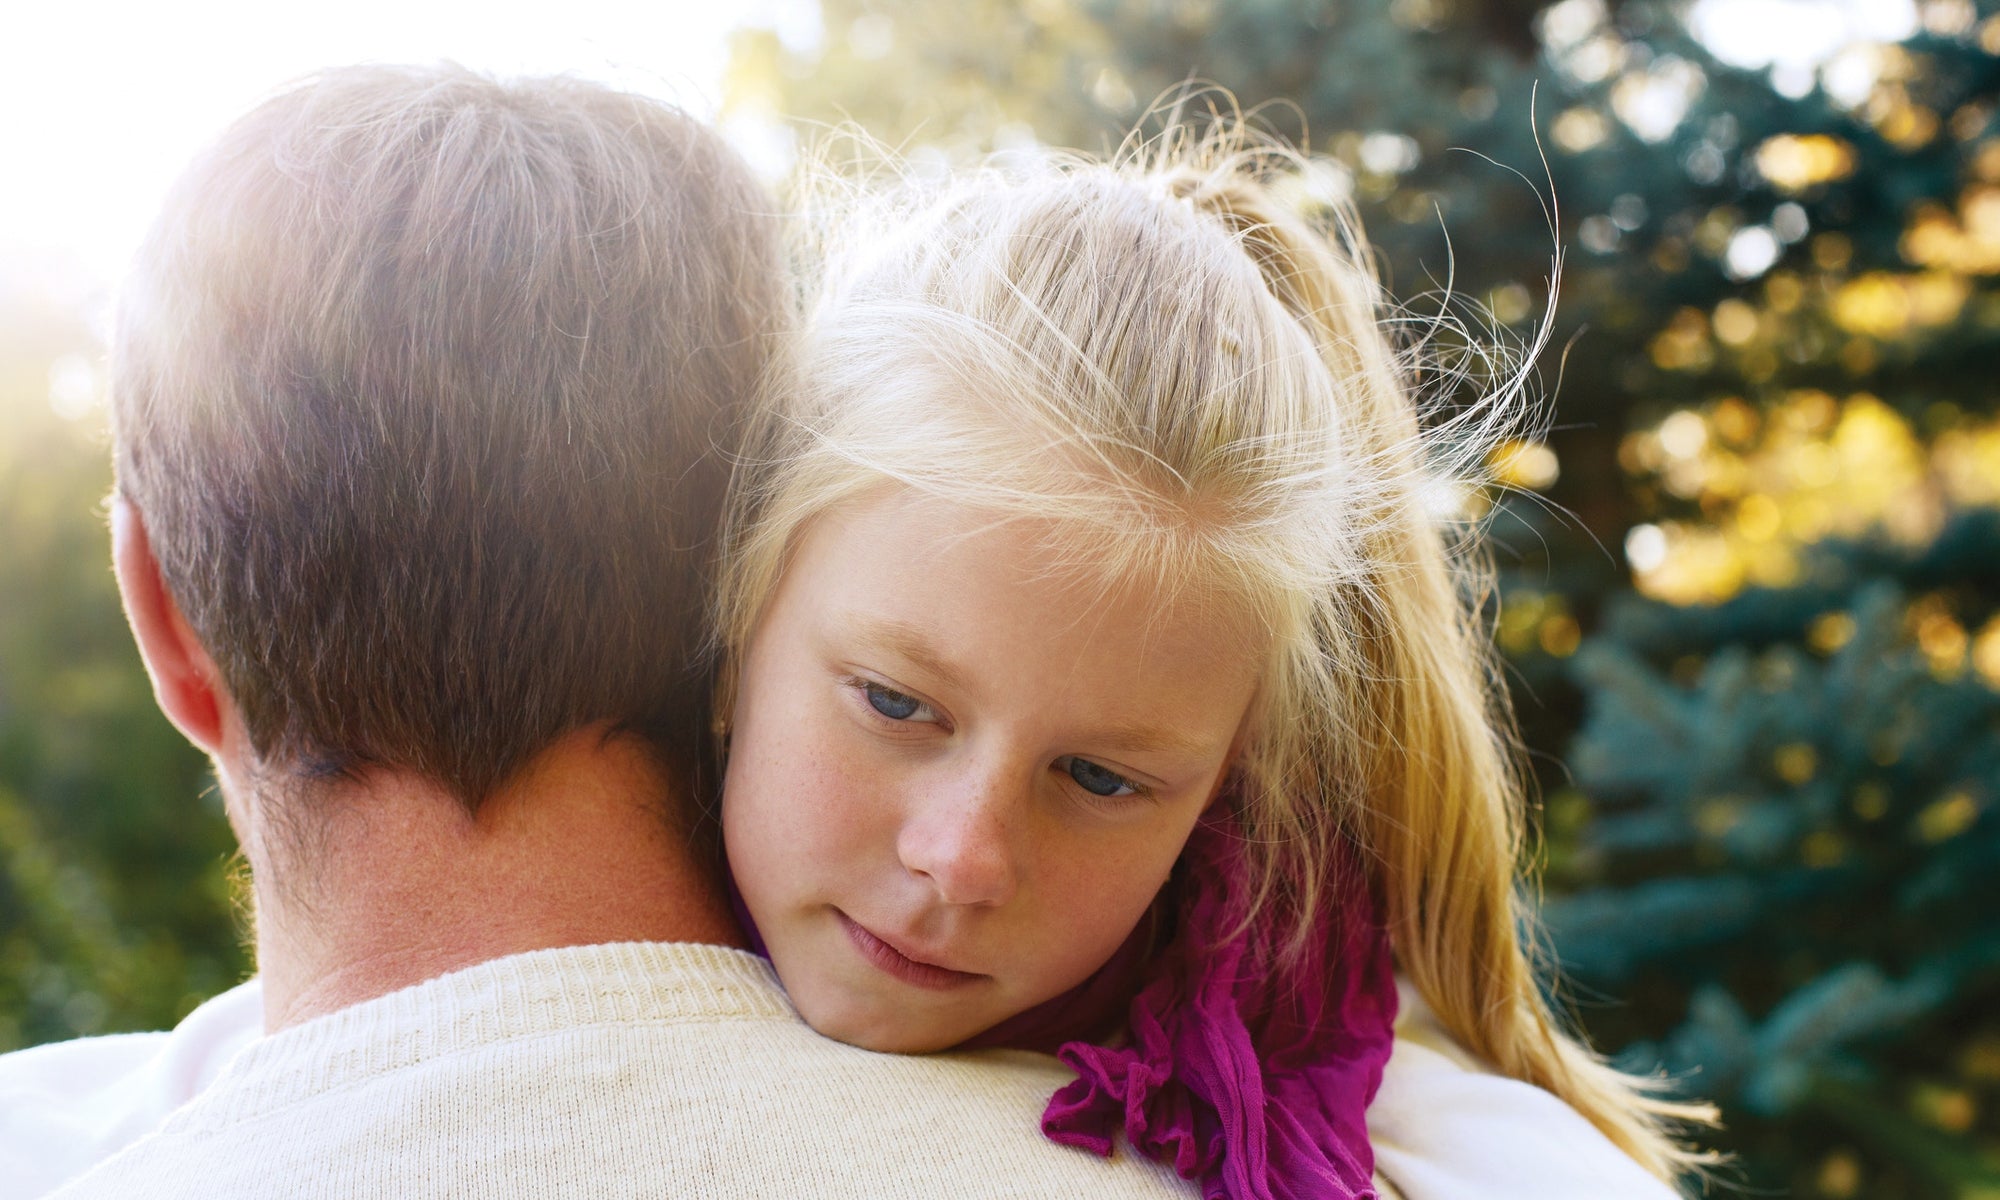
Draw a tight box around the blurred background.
[4,0,1998,1194]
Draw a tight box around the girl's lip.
[837,911,987,990]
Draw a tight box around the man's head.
[111,65,782,811]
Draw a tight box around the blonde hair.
[717,120,1713,1182]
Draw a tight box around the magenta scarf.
[962,815,1396,1199]
[729,814,1398,1199]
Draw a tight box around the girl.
[714,122,1711,1198]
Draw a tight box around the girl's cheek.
[804,748,893,858]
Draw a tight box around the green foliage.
[1548,521,2000,1196]
[0,288,247,1051]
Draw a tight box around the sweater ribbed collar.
[165,942,791,1130]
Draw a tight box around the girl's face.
[722,488,1262,1053]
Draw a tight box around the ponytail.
[1158,133,1717,1182]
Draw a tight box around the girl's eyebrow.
[843,614,1214,763]
[1077,725,1211,761]
[844,615,972,693]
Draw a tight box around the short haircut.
[112,64,784,804]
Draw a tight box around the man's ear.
[111,497,228,755]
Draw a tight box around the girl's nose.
[896,771,1021,908]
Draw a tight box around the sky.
[0,0,813,302]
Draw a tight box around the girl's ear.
[111,496,229,755]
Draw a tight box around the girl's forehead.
[790,487,1269,658]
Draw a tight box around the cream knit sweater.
[16,942,1679,1198]
[41,941,1192,1199]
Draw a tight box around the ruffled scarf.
[731,814,1398,1199]
[956,815,1397,1199]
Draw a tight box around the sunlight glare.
[1686,0,1917,78]
[0,0,766,293]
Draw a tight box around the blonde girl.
[713,120,1710,1197]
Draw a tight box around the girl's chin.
[794,993,987,1054]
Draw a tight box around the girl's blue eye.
[864,682,925,721]
[1061,756,1139,798]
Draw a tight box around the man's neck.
[240,727,746,1032]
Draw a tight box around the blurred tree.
[0,281,246,1051]
[1547,521,2000,1197]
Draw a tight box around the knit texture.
[45,942,1192,1200]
